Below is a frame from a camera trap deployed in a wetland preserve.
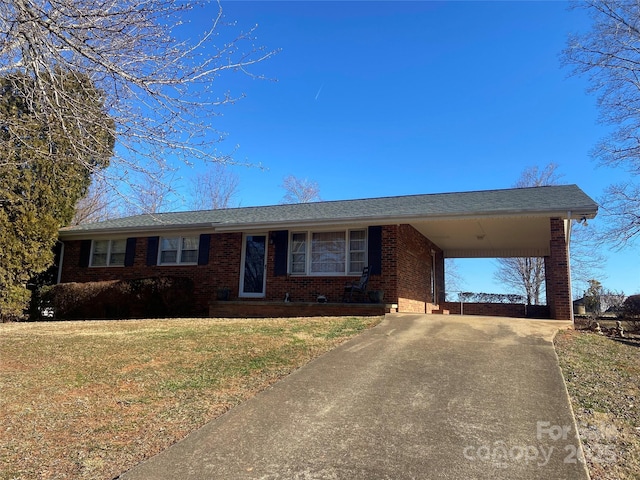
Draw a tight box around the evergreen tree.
[0,71,114,320]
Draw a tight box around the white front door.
[239,234,267,297]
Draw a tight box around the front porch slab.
[209,301,394,318]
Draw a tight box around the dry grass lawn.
[0,316,382,480]
[4,316,638,480]
[555,329,640,480]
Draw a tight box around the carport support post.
[545,218,572,321]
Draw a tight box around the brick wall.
[60,234,242,316]
[442,302,551,319]
[60,224,444,317]
[395,224,444,313]
[545,218,572,320]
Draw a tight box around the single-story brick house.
[57,184,598,320]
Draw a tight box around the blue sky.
[176,1,639,297]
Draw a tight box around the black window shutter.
[79,240,92,268]
[273,230,289,276]
[198,234,211,265]
[146,236,159,266]
[124,238,137,267]
[367,226,382,275]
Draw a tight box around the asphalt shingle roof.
[59,184,598,237]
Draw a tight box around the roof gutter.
[58,206,598,239]
[205,208,599,233]
[58,222,218,240]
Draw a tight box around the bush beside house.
[34,277,195,320]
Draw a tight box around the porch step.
[431,308,450,315]
[426,303,449,315]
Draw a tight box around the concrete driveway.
[117,314,589,480]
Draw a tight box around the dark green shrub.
[621,295,640,332]
[622,294,640,318]
[36,277,195,320]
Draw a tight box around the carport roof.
[60,184,598,258]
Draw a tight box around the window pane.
[350,231,365,249]
[311,232,345,273]
[182,236,199,250]
[109,239,126,266]
[110,253,126,265]
[159,237,179,264]
[160,250,177,264]
[349,230,366,274]
[91,240,108,266]
[349,252,365,274]
[291,256,305,273]
[291,233,306,274]
[181,250,198,263]
[161,237,179,251]
[180,236,199,263]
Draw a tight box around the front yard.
[2,317,638,480]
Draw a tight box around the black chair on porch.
[343,266,371,302]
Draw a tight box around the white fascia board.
[58,206,598,239]
[58,223,217,240]
[213,209,596,233]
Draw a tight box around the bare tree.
[281,175,321,204]
[122,170,179,216]
[514,163,563,188]
[191,164,239,210]
[564,0,640,247]
[494,164,563,304]
[445,258,465,301]
[71,175,120,225]
[0,0,277,198]
[494,163,603,304]
[598,182,640,248]
[569,219,608,297]
[494,257,546,305]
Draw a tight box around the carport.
[405,186,599,320]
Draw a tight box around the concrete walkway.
[117,314,589,480]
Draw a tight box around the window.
[290,233,307,274]
[349,230,366,274]
[91,239,126,267]
[311,231,346,273]
[159,236,199,265]
[290,229,366,275]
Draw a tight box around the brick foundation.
[209,301,389,318]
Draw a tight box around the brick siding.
[59,223,444,317]
[395,224,444,313]
[545,218,572,320]
[60,234,242,316]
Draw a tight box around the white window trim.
[289,228,367,276]
[90,239,127,267]
[157,235,199,266]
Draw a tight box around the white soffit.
[411,216,553,259]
